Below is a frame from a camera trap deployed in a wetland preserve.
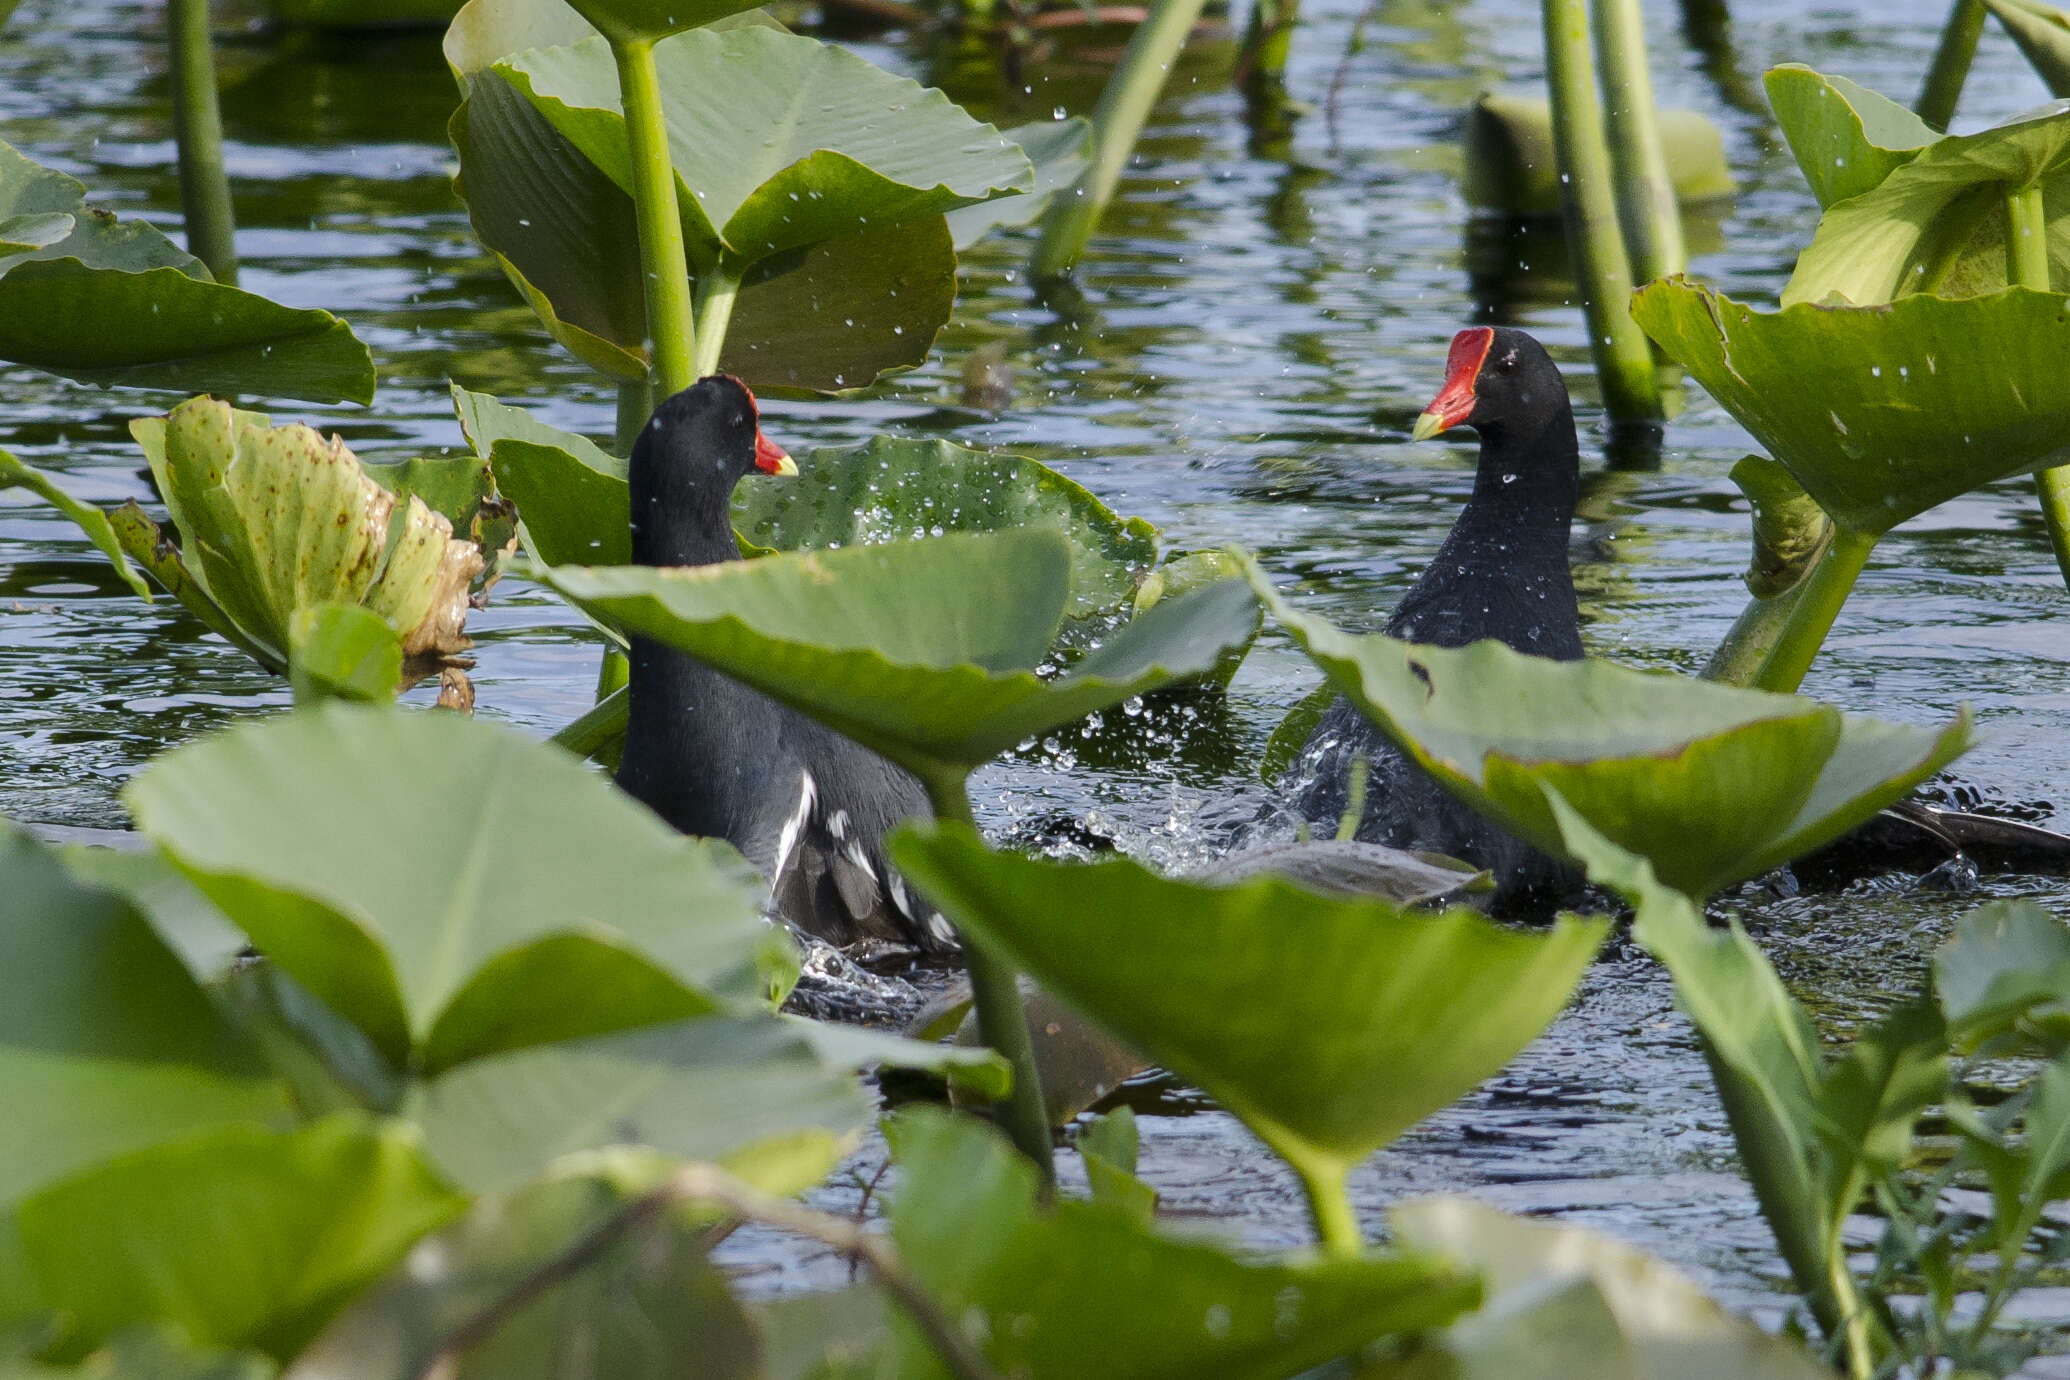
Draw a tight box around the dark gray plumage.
[1291,327,1584,908]
[615,376,953,952]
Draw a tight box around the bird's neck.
[1462,400,1580,535]
[628,486,737,569]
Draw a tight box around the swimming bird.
[615,375,955,952]
[1290,326,1584,907]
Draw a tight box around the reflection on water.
[5,0,2070,1332]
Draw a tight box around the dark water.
[6,0,2070,1346]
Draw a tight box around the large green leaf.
[1637,280,2070,535]
[411,1016,868,1193]
[1763,65,1935,210]
[0,141,373,404]
[1386,1197,1832,1379]
[287,1163,763,1380]
[945,118,1093,250]
[891,825,1606,1178]
[1251,563,1971,898]
[0,826,286,1211]
[884,1109,1478,1380]
[449,71,958,392]
[535,529,1258,777]
[0,448,148,599]
[130,399,482,667]
[123,704,787,1073]
[1784,96,2070,304]
[17,1117,465,1360]
[1986,0,2070,96]
[502,29,1029,270]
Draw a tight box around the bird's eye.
[1498,349,1519,372]
[730,411,746,427]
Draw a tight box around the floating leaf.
[1634,279,2070,535]
[884,1109,1478,1380]
[130,399,482,667]
[1389,1197,1833,1378]
[1252,562,1971,898]
[124,704,787,1073]
[1763,65,1935,210]
[413,1016,866,1193]
[891,825,1606,1183]
[0,446,148,599]
[288,1163,764,1380]
[0,140,373,403]
[536,529,1258,778]
[1461,92,1734,216]
[17,1117,465,1360]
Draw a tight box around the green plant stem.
[1239,0,1298,96]
[1280,1146,1362,1258]
[1031,0,1211,281]
[550,682,629,760]
[1594,0,1685,283]
[612,36,696,396]
[690,260,742,380]
[921,771,1055,1189]
[616,377,654,448]
[1701,578,1810,684]
[1542,0,1662,424]
[595,647,628,699]
[1918,0,1986,132]
[2001,181,2070,592]
[1824,1172,1878,1380]
[1749,526,1877,694]
[167,0,237,285]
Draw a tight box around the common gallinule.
[616,376,956,952]
[1291,326,1584,906]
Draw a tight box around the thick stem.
[550,682,629,761]
[1031,0,1212,281]
[921,771,1056,1189]
[1701,580,1810,685]
[1594,0,1685,283]
[689,260,742,380]
[2001,182,2070,592]
[1273,1140,1361,1257]
[1543,0,1662,424]
[1917,0,1986,132]
[167,0,238,285]
[616,377,654,450]
[1749,526,1876,694]
[613,37,697,396]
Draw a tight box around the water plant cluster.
[5,0,2070,1374]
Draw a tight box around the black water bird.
[616,376,955,952]
[1291,326,1584,906]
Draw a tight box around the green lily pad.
[0,447,148,600]
[1633,279,2070,536]
[884,1108,1479,1380]
[892,826,1605,1182]
[412,1016,868,1193]
[1764,65,1936,210]
[17,1116,465,1361]
[558,0,761,44]
[287,1163,768,1380]
[449,70,958,392]
[945,118,1093,250]
[502,28,1029,271]
[535,528,1258,778]
[0,824,287,1220]
[1390,1197,1833,1378]
[1131,549,1258,687]
[1251,561,1972,899]
[123,704,789,1074]
[129,399,483,668]
[1934,898,2070,1053]
[1783,95,2070,305]
[0,141,373,404]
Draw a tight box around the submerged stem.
[690,261,742,381]
[1917,0,1986,132]
[1031,0,1211,281]
[167,0,238,285]
[1594,0,1685,283]
[1749,526,1876,694]
[613,37,697,397]
[921,771,1055,1189]
[1542,0,1662,424]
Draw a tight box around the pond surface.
[6,0,2070,1352]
